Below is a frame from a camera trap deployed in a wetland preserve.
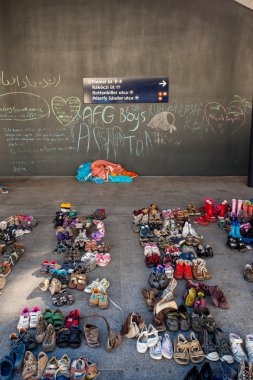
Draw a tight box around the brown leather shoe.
[244,264,253,282]
[209,286,229,309]
[84,324,100,347]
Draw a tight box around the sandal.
[69,325,82,348]
[65,309,80,328]
[56,327,70,348]
[69,273,78,289]
[146,324,159,348]
[70,357,87,380]
[188,332,204,363]
[91,240,97,252]
[86,360,97,380]
[43,309,53,325]
[176,210,184,219]
[76,273,88,291]
[56,355,71,378]
[173,334,190,365]
[85,240,92,252]
[41,356,58,379]
[84,324,100,347]
[205,245,214,257]
[51,309,65,329]
[52,293,64,307]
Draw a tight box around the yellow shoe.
[60,203,72,209]
[185,288,197,307]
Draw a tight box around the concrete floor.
[0,176,253,379]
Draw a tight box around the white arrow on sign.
[159,80,167,87]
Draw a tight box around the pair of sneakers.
[17,307,41,330]
[144,243,160,257]
[84,278,110,293]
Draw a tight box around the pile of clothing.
[76,160,138,183]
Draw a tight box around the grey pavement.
[0,176,252,379]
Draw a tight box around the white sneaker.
[150,336,162,360]
[161,334,173,359]
[97,278,110,292]
[84,278,100,293]
[188,223,197,236]
[29,307,41,328]
[17,307,30,330]
[182,222,189,238]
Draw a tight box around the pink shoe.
[151,243,160,256]
[193,292,206,311]
[95,253,103,265]
[17,307,30,330]
[97,253,111,267]
[29,307,41,328]
[144,243,152,257]
[162,210,170,219]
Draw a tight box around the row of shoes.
[0,214,37,243]
[184,360,253,380]
[15,308,104,352]
[0,350,97,380]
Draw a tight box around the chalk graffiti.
[51,96,81,126]
[147,111,177,133]
[0,92,50,121]
[204,102,245,134]
[120,106,146,131]
[0,71,60,89]
[230,95,252,114]
[76,122,154,159]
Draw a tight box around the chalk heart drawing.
[51,96,81,126]
[204,102,245,135]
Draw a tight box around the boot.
[192,259,204,281]
[209,286,229,309]
[231,198,237,215]
[183,260,193,280]
[205,200,216,221]
[242,202,249,219]
[235,222,243,239]
[198,260,212,280]
[228,221,237,238]
[218,200,227,219]
[237,199,243,217]
[174,260,184,280]
[205,200,214,217]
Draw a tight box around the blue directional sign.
[83,77,169,104]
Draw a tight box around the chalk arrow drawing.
[51,96,81,126]
[147,111,177,133]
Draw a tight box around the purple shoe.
[193,292,206,311]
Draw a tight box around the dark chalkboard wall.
[0,0,252,176]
